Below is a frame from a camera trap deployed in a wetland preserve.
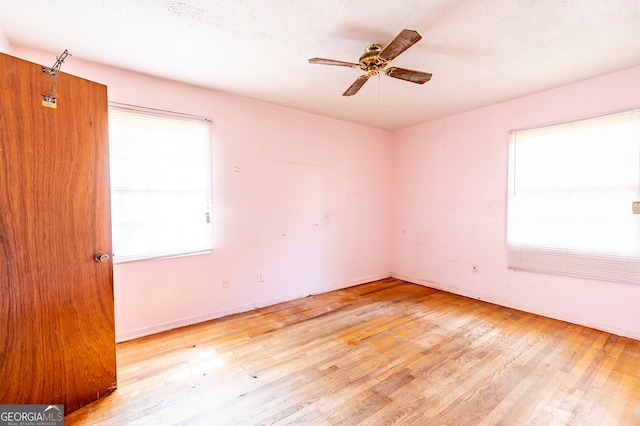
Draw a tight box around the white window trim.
[108,103,214,263]
[506,108,640,284]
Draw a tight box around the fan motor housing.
[359,44,388,74]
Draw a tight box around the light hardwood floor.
[65,278,640,425]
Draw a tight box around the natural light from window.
[507,109,640,283]
[108,104,214,263]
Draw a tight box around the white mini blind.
[109,104,214,262]
[507,109,640,284]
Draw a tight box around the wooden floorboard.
[65,278,640,425]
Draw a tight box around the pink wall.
[392,65,640,340]
[0,28,11,53]
[5,42,640,342]
[9,46,393,342]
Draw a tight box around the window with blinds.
[108,104,214,263]
[507,109,640,284]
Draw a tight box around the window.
[108,104,214,262]
[507,109,640,284]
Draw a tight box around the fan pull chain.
[377,72,381,148]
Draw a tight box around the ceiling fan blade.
[343,75,369,96]
[385,67,432,84]
[379,29,422,62]
[309,58,360,68]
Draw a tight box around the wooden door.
[0,52,116,414]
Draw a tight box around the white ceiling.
[1,0,639,130]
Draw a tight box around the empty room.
[1,1,640,425]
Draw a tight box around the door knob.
[94,251,110,263]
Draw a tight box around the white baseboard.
[391,272,640,341]
[116,272,392,342]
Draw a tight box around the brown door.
[0,52,116,414]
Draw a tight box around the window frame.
[108,102,214,263]
[506,108,640,284]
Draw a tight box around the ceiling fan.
[309,29,432,96]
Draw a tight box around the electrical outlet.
[472,265,479,275]
[222,279,230,288]
[257,271,264,282]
